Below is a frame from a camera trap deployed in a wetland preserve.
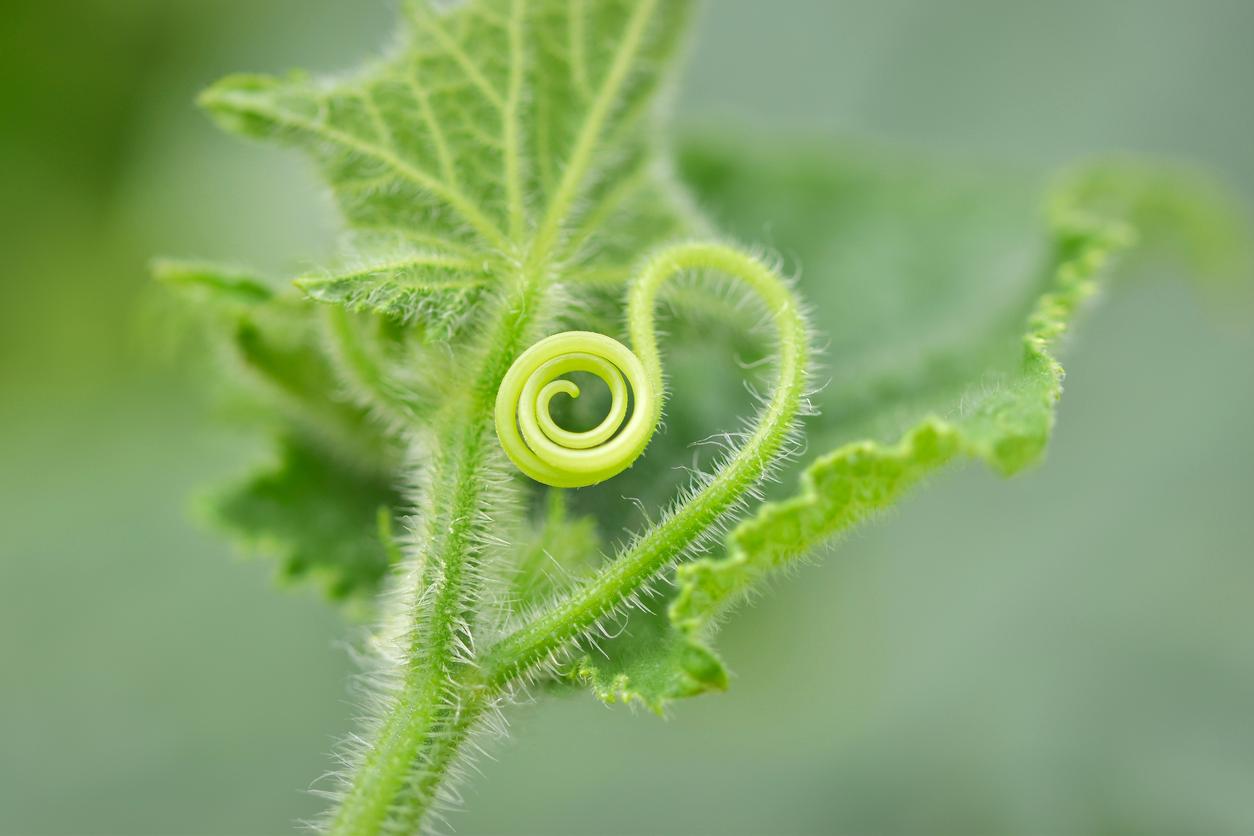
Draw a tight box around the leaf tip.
[198,73,295,140]
[152,257,274,305]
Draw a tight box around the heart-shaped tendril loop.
[494,331,655,488]
[495,241,807,493]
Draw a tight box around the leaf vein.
[530,0,660,265]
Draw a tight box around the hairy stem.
[328,270,552,834]
[387,695,490,835]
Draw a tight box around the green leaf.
[569,136,1251,711]
[295,252,491,332]
[154,258,390,461]
[204,434,403,602]
[156,261,410,607]
[199,0,697,313]
[568,606,727,713]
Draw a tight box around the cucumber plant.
[159,0,1249,832]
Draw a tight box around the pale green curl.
[494,330,657,488]
[495,240,806,493]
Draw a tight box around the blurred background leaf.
[2,1,1253,834]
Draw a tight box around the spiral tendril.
[494,330,656,488]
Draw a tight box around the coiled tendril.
[494,330,656,488]
[496,242,807,493]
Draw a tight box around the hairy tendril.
[480,240,809,683]
[493,331,655,487]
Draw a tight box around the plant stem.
[328,268,552,834]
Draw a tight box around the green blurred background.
[2,1,1253,833]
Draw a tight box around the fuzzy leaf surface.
[295,254,491,334]
[199,0,696,321]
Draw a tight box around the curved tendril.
[483,240,809,685]
[494,330,657,488]
[495,240,805,499]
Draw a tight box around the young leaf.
[205,434,403,602]
[158,260,410,603]
[198,0,697,316]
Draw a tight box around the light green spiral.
[496,241,807,490]
[494,330,658,488]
